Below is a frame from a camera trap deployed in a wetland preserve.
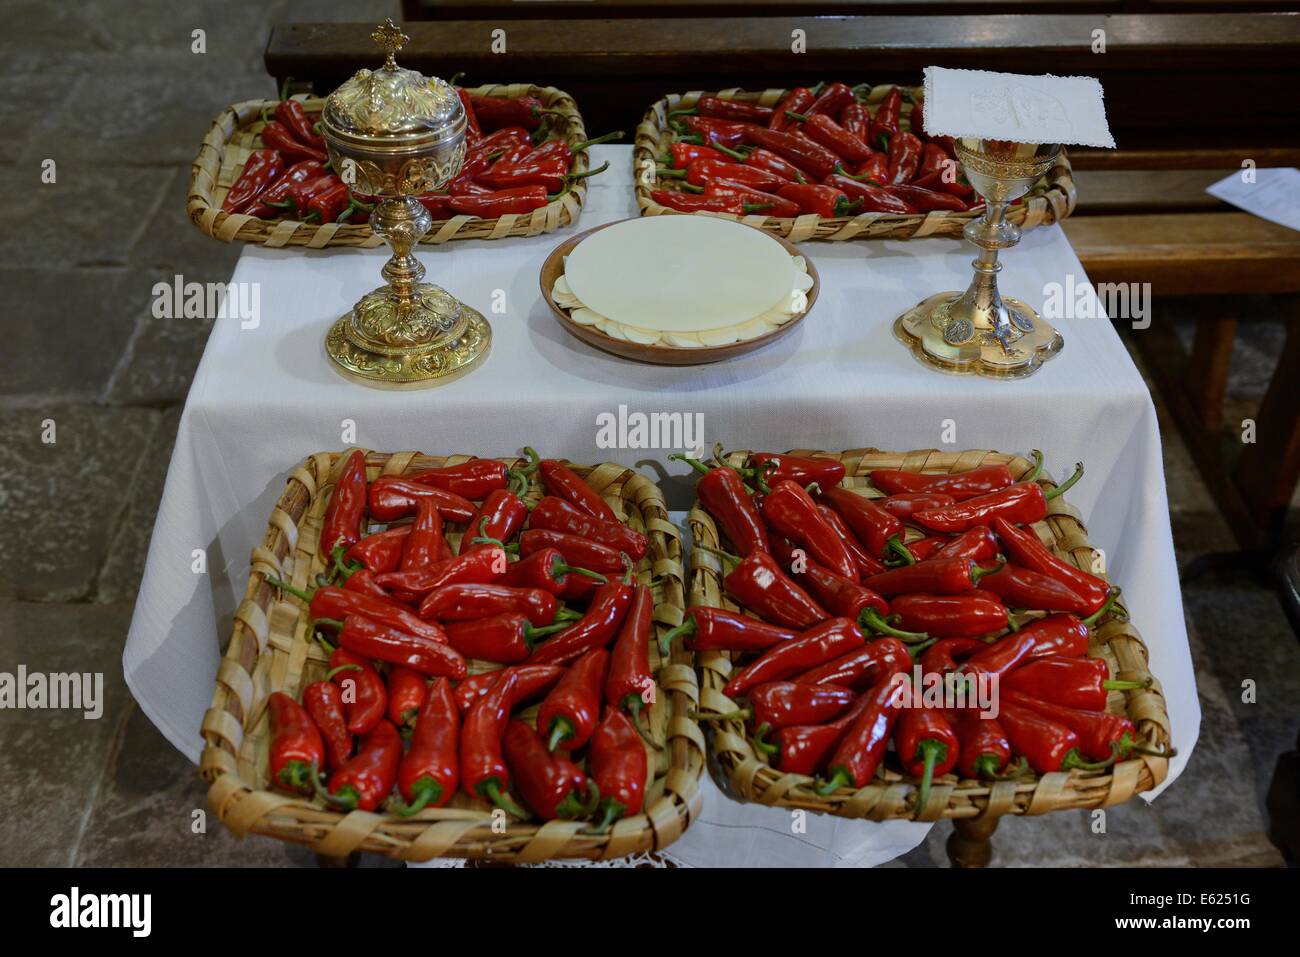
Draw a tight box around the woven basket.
[199,450,704,863]
[189,84,589,248]
[634,86,1076,243]
[686,448,1170,822]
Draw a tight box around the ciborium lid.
[322,18,464,144]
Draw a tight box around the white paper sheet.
[1206,167,1300,232]
[923,67,1115,148]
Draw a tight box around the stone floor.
[1,1,1296,868]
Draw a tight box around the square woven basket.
[633,85,1076,243]
[189,83,590,248]
[685,448,1171,823]
[199,450,705,863]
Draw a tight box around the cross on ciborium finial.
[371,18,409,70]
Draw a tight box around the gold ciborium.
[894,139,1063,378]
[321,19,490,388]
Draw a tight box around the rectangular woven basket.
[686,448,1171,822]
[199,450,705,863]
[189,83,591,248]
[633,85,1076,243]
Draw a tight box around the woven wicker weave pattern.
[688,448,1170,822]
[633,86,1077,243]
[189,84,590,248]
[200,451,703,862]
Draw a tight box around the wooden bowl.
[539,218,819,365]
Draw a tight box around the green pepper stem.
[1083,587,1122,628]
[554,607,584,622]
[669,451,713,476]
[656,167,686,179]
[906,637,938,657]
[814,767,851,796]
[571,130,624,151]
[1103,677,1151,692]
[625,696,662,750]
[694,542,741,566]
[1023,449,1044,483]
[480,779,529,819]
[1061,747,1116,772]
[913,740,945,811]
[524,621,570,644]
[519,446,541,475]
[657,616,697,656]
[324,664,360,681]
[310,764,355,810]
[311,617,345,631]
[567,160,610,183]
[1043,462,1084,501]
[970,560,1005,583]
[886,537,916,565]
[690,707,752,723]
[859,607,928,642]
[547,715,575,753]
[265,575,313,603]
[752,723,779,756]
[386,779,443,818]
[784,110,811,121]
[584,798,626,835]
[555,562,608,583]
[712,142,748,161]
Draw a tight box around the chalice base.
[325,283,492,390]
[893,291,1064,380]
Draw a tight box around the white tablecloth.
[124,146,1197,866]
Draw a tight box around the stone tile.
[97,407,181,603]
[105,287,216,406]
[128,167,243,278]
[0,406,158,601]
[0,267,152,401]
[0,56,81,166]
[0,602,136,867]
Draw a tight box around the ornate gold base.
[894,291,1064,379]
[325,282,491,389]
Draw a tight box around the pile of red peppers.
[265,448,653,829]
[678,447,1167,812]
[222,84,620,225]
[653,81,986,218]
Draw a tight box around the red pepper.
[865,557,1000,596]
[399,500,449,572]
[1002,690,1145,762]
[742,452,846,488]
[850,152,892,184]
[261,120,328,164]
[913,463,1083,533]
[880,492,956,522]
[340,566,391,601]
[408,459,513,499]
[723,617,864,698]
[658,605,798,657]
[960,618,1075,679]
[445,613,566,664]
[1003,655,1147,711]
[275,99,326,150]
[460,490,528,557]
[674,95,773,124]
[415,192,454,219]
[919,141,948,176]
[367,477,476,524]
[769,86,819,132]
[523,448,618,524]
[770,539,918,639]
[502,546,607,596]
[420,583,559,628]
[327,647,386,736]
[702,181,799,218]
[839,102,874,146]
[385,665,428,729]
[822,174,916,214]
[741,147,807,183]
[909,95,925,135]
[318,719,403,812]
[449,186,555,217]
[381,547,509,604]
[1016,613,1093,659]
[518,528,629,578]
[917,637,987,676]
[763,693,873,774]
[818,485,915,563]
[718,681,855,732]
[222,149,285,214]
[794,637,911,689]
[761,480,859,582]
[504,720,592,820]
[887,131,924,185]
[660,157,788,193]
[896,705,959,810]
[480,154,607,193]
[886,183,971,213]
[649,188,758,215]
[784,111,873,165]
[674,115,752,147]
[389,677,460,815]
[266,582,449,648]
[721,548,827,630]
[243,160,327,218]
[267,691,325,794]
[453,664,565,716]
[342,529,406,574]
[889,592,1009,638]
[336,614,466,679]
[306,181,371,225]
[927,526,1000,564]
[460,669,528,816]
[777,181,860,217]
[870,459,1026,500]
[742,126,841,179]
[302,679,352,771]
[589,708,647,830]
[818,505,887,578]
[991,516,1112,615]
[808,82,856,118]
[907,537,947,561]
[529,576,635,666]
[947,708,1019,779]
[529,496,648,561]
[661,141,735,169]
[320,449,367,561]
[913,168,977,200]
[979,563,1095,614]
[605,584,656,740]
[816,674,906,793]
[538,647,609,751]
[998,701,1115,773]
[469,94,552,132]
[677,457,768,556]
[525,131,622,168]
[264,172,341,219]
[868,88,902,150]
